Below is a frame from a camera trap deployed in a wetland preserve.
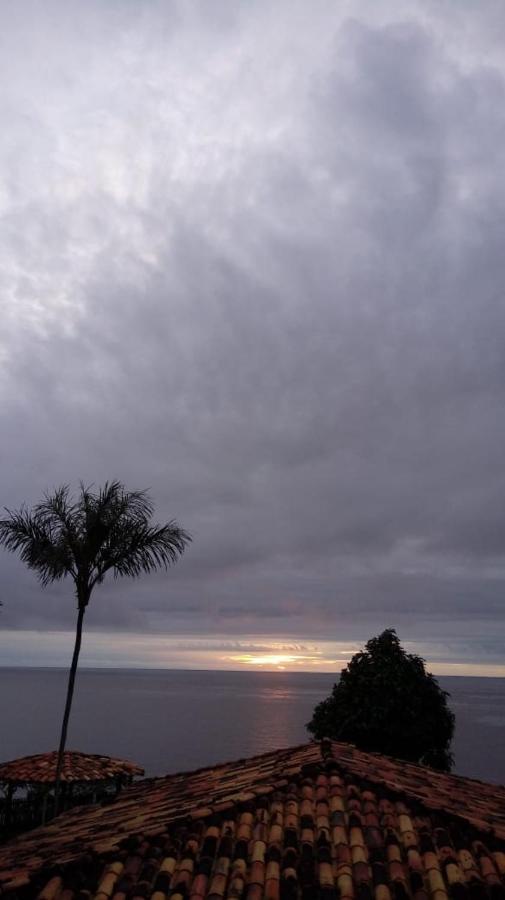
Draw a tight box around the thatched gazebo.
[0,751,144,836]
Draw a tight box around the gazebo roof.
[0,751,144,785]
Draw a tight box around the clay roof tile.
[0,752,143,785]
[1,741,504,900]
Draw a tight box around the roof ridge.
[323,738,505,788]
[319,738,505,840]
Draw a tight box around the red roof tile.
[0,751,144,785]
[322,741,505,839]
[0,741,504,899]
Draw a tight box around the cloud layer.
[1,1,505,669]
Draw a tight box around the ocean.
[0,669,504,784]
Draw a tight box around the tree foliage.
[307,629,455,771]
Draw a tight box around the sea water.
[0,669,503,783]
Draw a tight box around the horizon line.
[0,664,504,678]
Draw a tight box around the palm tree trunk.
[53,603,86,815]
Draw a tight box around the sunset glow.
[224,650,343,670]
[229,654,299,667]
[1,631,504,676]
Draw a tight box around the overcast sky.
[1,0,505,673]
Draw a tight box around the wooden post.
[5,783,14,830]
[41,790,48,825]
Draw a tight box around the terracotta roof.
[1,740,505,899]
[0,751,144,785]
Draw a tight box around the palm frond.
[1,481,191,592]
[99,521,191,581]
[0,506,74,585]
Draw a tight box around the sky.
[1,0,505,675]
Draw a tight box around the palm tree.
[0,481,191,813]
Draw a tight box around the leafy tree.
[307,628,454,770]
[0,481,191,810]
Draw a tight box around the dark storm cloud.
[1,1,505,666]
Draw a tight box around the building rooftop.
[0,740,504,899]
[0,751,144,786]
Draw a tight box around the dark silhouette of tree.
[0,481,191,811]
[307,628,454,770]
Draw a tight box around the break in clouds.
[1,1,505,669]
